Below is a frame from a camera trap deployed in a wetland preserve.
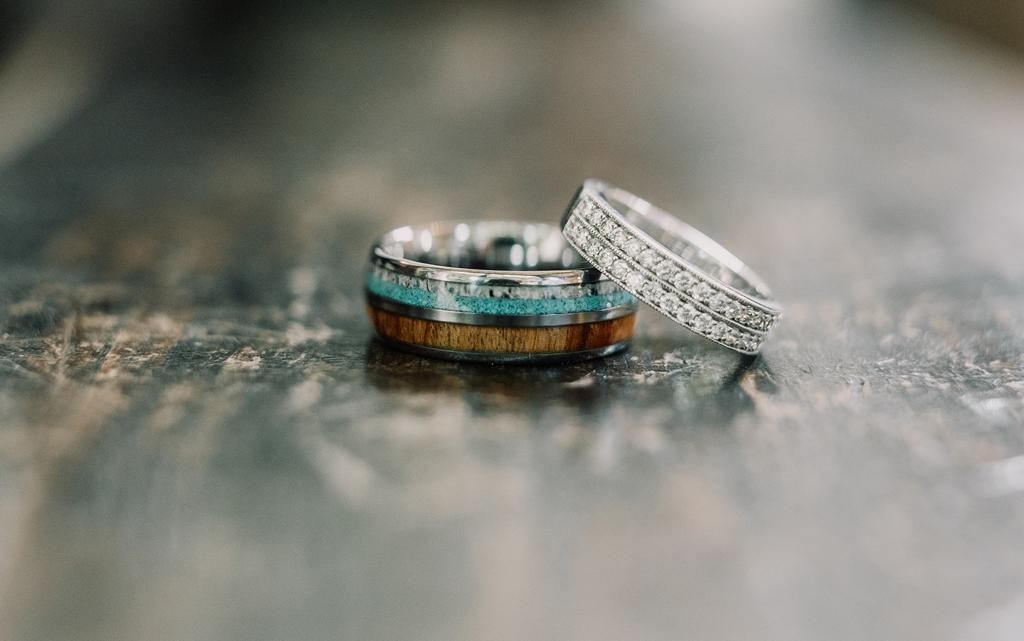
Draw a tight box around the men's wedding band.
[561,179,781,354]
[366,220,638,363]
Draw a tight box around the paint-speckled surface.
[2,2,1024,640]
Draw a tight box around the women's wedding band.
[561,179,782,354]
[366,220,638,363]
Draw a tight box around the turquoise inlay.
[366,275,437,308]
[366,272,634,316]
[451,291,634,315]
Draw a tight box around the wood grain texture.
[367,305,635,354]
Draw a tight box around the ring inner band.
[378,220,594,271]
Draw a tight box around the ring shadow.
[362,334,776,426]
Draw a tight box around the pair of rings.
[365,179,781,363]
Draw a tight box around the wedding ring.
[561,179,782,354]
[366,220,638,363]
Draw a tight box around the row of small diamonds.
[369,264,625,300]
[570,197,778,332]
[563,215,764,353]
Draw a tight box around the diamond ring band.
[561,179,781,354]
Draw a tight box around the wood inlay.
[367,305,636,354]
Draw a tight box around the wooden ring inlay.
[368,305,636,354]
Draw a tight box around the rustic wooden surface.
[2,2,1024,640]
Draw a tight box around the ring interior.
[598,185,773,301]
[381,221,591,271]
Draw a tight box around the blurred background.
[2,1,1024,640]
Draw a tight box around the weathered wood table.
[2,2,1024,640]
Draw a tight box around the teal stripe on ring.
[366,273,634,316]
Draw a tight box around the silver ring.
[365,220,638,363]
[561,180,782,354]
[367,220,637,327]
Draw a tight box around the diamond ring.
[366,220,638,363]
[561,180,782,354]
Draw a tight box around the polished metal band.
[561,180,782,354]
